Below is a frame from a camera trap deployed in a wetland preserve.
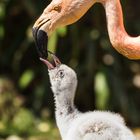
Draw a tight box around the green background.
[0,0,140,139]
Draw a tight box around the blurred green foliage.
[0,0,140,139]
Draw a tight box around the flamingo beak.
[40,52,61,70]
[32,28,48,58]
[32,19,50,58]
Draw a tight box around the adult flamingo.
[32,0,140,59]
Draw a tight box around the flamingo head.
[32,0,94,58]
[40,51,77,94]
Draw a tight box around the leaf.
[94,72,110,109]
[19,70,34,89]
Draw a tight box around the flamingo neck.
[54,91,75,116]
[100,0,140,59]
[54,89,78,139]
[103,0,127,41]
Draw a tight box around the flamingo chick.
[40,54,137,140]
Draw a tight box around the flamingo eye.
[53,5,61,12]
[57,70,65,78]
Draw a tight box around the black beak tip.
[32,27,48,59]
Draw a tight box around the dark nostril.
[32,28,48,58]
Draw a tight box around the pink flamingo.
[32,0,140,59]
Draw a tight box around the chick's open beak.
[40,52,61,70]
[32,19,50,58]
[40,58,54,69]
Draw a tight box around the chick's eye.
[58,70,64,78]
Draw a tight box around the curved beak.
[40,51,61,70]
[32,0,95,58]
[32,19,50,58]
